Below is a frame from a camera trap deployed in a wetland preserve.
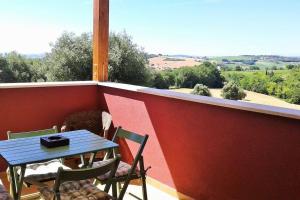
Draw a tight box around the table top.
[0,130,118,166]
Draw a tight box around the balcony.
[0,81,299,200]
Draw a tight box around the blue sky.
[1,0,300,56]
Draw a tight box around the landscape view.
[1,0,300,110]
[1,46,300,110]
[0,1,299,200]
[149,54,300,109]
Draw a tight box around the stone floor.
[1,172,178,200]
[100,183,178,200]
[29,183,177,200]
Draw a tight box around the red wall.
[0,85,99,170]
[98,85,300,200]
[1,84,299,199]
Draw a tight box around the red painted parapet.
[98,84,300,200]
[0,82,299,199]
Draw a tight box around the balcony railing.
[0,81,299,200]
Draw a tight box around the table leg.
[8,166,17,200]
[88,152,96,167]
[16,165,26,199]
[80,152,96,168]
[80,154,87,168]
[8,165,26,200]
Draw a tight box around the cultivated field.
[149,56,201,70]
[172,88,300,110]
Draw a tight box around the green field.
[208,55,300,70]
[222,69,290,77]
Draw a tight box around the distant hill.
[207,55,300,70]
[210,55,300,62]
[24,53,45,59]
[148,54,300,70]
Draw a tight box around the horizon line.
[1,51,300,58]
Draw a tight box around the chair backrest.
[102,111,112,138]
[7,126,58,139]
[54,156,120,194]
[110,127,148,173]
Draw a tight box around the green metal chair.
[93,127,150,200]
[37,156,120,200]
[6,126,70,188]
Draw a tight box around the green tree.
[174,62,223,88]
[235,65,242,71]
[151,72,170,89]
[286,64,296,70]
[0,56,15,82]
[161,69,175,86]
[191,84,211,96]
[43,32,93,81]
[108,32,150,85]
[221,81,246,100]
[28,58,47,82]
[271,66,278,70]
[175,67,199,88]
[249,66,259,70]
[42,31,150,85]
[196,62,224,88]
[240,73,269,94]
[289,87,300,104]
[0,52,34,82]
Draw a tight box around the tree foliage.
[0,32,151,86]
[43,32,93,81]
[286,64,300,70]
[191,84,211,96]
[0,52,35,82]
[175,67,199,88]
[151,72,170,89]
[224,68,300,104]
[43,31,150,84]
[108,32,150,85]
[221,81,246,100]
[173,62,224,88]
[0,56,14,82]
[240,73,269,94]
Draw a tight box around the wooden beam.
[93,0,109,81]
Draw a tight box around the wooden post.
[93,0,109,81]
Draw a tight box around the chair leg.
[112,182,118,198]
[118,178,130,200]
[140,157,148,200]
[117,182,122,197]
[141,176,148,200]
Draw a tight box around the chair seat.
[23,159,70,182]
[93,160,140,181]
[38,179,113,200]
[8,159,70,183]
[0,179,12,200]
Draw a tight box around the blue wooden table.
[0,130,118,200]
